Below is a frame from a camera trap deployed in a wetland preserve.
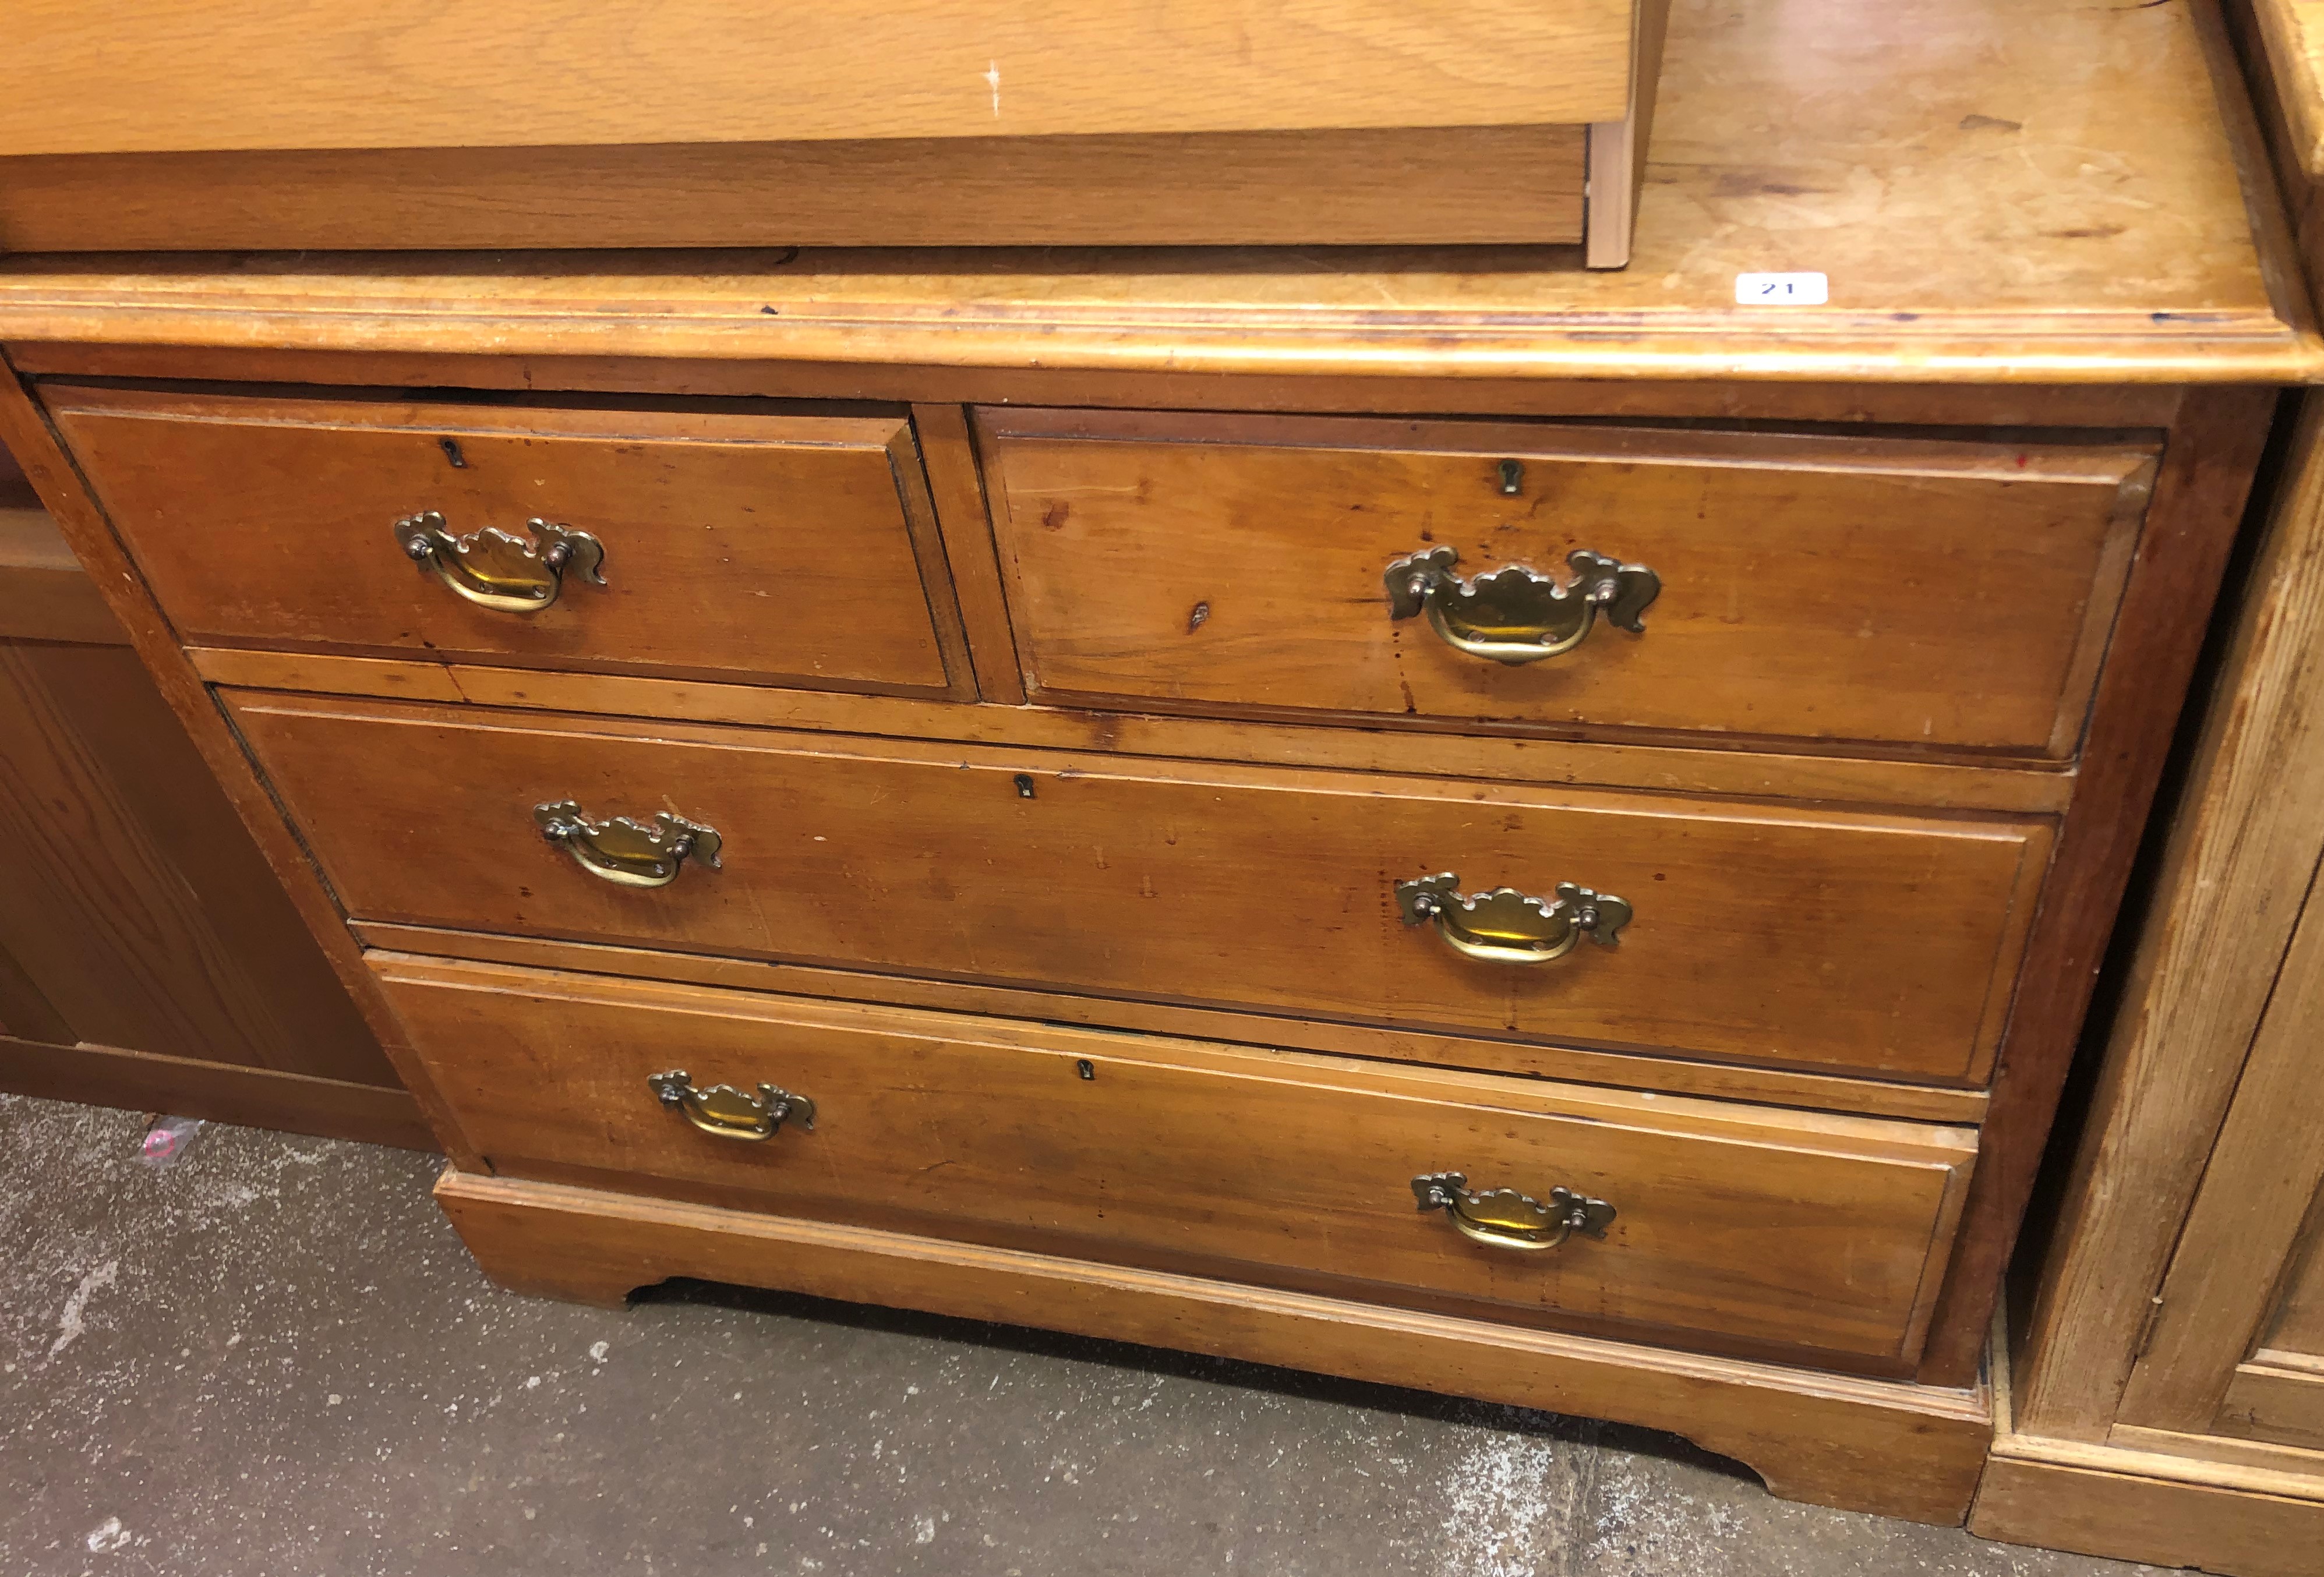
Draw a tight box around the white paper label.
[1734,271,1829,305]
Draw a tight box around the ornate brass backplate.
[1383,544,1659,665]
[1394,872,1631,965]
[532,800,720,888]
[1411,1172,1616,1251]
[648,1070,814,1141]
[394,511,607,613]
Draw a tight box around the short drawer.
[980,410,2155,756]
[232,692,2053,1084]
[50,387,958,694]
[374,954,1979,1366]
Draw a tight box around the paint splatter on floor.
[0,1094,2166,1576]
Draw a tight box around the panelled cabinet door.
[2114,893,2324,1449]
[2230,1228,2324,1451]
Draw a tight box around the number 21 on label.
[1733,271,1829,305]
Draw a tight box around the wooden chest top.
[0,0,2314,386]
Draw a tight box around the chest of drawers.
[0,0,2312,1531]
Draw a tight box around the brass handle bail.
[534,800,721,889]
[1385,545,1658,665]
[395,510,606,613]
[1395,872,1631,966]
[1412,1172,1616,1251]
[648,1070,814,1141]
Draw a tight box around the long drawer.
[980,409,2155,756]
[231,692,2054,1084]
[374,953,1978,1366]
[49,387,958,695]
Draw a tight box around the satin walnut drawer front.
[374,955,1977,1367]
[981,410,2155,756]
[48,387,960,695]
[229,692,2053,1085]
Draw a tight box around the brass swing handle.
[533,800,721,889]
[1395,873,1631,966]
[649,1070,815,1141]
[395,511,606,613]
[1385,546,1658,666]
[1412,1172,1616,1251]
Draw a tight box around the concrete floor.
[0,1093,2167,1577]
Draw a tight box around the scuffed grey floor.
[0,1093,2164,1577]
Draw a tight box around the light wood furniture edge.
[0,351,2215,429]
[351,922,1993,1126]
[2203,0,2324,357]
[0,1,2310,379]
[1973,1307,2324,1575]
[2254,0,2324,197]
[0,264,2311,386]
[2109,825,2324,1435]
[1584,0,1670,269]
[437,1165,1991,1526]
[1969,10,2324,1568]
[1913,384,2274,1384]
[912,402,1027,706]
[2012,394,2324,1440]
[179,645,2082,814]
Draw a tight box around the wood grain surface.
[0,127,1590,252]
[228,691,2053,1084]
[439,1165,1995,1524]
[48,388,961,697]
[380,954,1975,1365]
[1910,385,2276,1388]
[984,411,2153,756]
[185,646,2082,815]
[1972,1451,2324,1576]
[2268,1231,2324,1363]
[2255,0,2324,180]
[2103,1420,2324,1478]
[1584,0,1669,269]
[1977,1325,2324,1569]
[351,921,1992,1123]
[0,0,2302,384]
[2014,395,2324,1438]
[2219,1358,2324,1451]
[1971,10,2324,1563]
[912,403,1027,705]
[6,348,2200,430]
[0,641,390,1081]
[2115,883,2324,1435]
[0,356,488,1168]
[0,1,1640,154]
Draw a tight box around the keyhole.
[1497,459,1523,496]
[1013,773,1037,800]
[1075,1059,1096,1080]
[440,437,468,468]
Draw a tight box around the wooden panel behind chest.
[229,691,2053,1084]
[983,411,2154,755]
[375,954,1977,1366]
[48,388,957,694]
[0,1,1642,155]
